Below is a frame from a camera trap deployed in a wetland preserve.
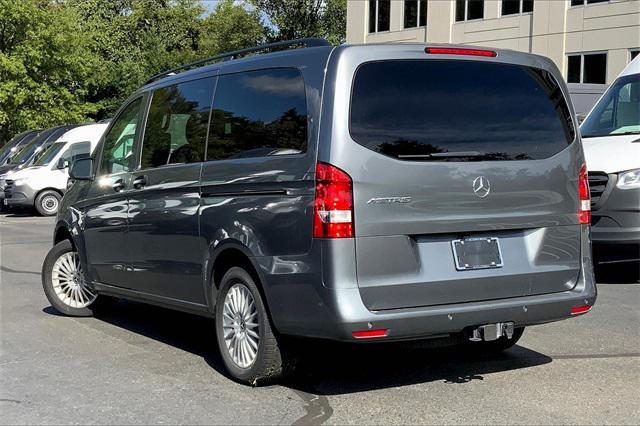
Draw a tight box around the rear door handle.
[112,179,125,192]
[133,175,146,190]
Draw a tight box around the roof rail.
[144,37,331,85]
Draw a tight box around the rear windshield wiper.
[398,151,484,159]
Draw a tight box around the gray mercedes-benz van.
[42,39,596,385]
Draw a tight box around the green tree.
[200,0,267,55]
[249,0,346,44]
[0,0,97,143]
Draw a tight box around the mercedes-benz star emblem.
[472,176,490,198]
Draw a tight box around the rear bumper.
[315,268,596,342]
[267,234,596,342]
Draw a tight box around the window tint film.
[142,78,213,169]
[351,60,575,161]
[99,97,142,175]
[207,69,307,160]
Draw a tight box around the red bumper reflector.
[570,305,591,315]
[425,47,497,57]
[352,329,389,339]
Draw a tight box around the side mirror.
[57,158,70,169]
[69,158,93,181]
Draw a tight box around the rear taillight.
[352,329,389,339]
[425,47,497,57]
[313,162,354,238]
[578,164,591,224]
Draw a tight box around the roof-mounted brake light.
[425,47,497,57]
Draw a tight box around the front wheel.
[35,190,61,216]
[42,240,102,316]
[215,267,294,385]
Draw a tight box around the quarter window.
[369,0,391,33]
[141,78,214,169]
[404,0,428,28]
[567,53,607,84]
[207,69,308,161]
[99,97,142,175]
[456,0,484,22]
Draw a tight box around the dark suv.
[42,39,597,385]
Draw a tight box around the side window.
[207,68,308,160]
[141,78,214,169]
[99,97,143,175]
[61,142,91,165]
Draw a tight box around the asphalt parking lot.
[1,213,639,425]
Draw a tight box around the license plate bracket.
[452,237,503,271]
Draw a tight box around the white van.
[580,56,639,268]
[4,124,107,215]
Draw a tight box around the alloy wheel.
[51,252,96,308]
[222,283,260,368]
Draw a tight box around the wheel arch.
[206,241,273,323]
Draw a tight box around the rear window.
[350,60,575,161]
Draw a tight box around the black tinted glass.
[522,0,533,12]
[207,69,307,161]
[351,60,575,161]
[378,0,390,31]
[404,0,418,28]
[567,55,581,83]
[368,0,376,32]
[502,0,520,15]
[583,53,607,84]
[455,0,465,21]
[571,0,583,5]
[419,0,428,26]
[142,78,213,169]
[468,0,484,19]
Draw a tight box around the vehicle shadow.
[44,299,553,395]
[595,263,640,284]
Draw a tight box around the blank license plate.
[452,237,503,271]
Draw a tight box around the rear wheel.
[42,240,103,316]
[35,190,61,216]
[215,266,294,385]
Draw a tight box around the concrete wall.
[346,0,640,84]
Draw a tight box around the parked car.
[0,130,40,166]
[0,125,79,206]
[41,40,596,385]
[4,124,107,215]
[580,56,639,269]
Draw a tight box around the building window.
[502,0,533,16]
[631,50,640,61]
[369,0,391,33]
[571,0,609,6]
[456,0,484,22]
[404,0,428,28]
[567,53,607,84]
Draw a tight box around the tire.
[42,240,103,317]
[215,266,294,385]
[35,190,62,216]
[466,327,525,354]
